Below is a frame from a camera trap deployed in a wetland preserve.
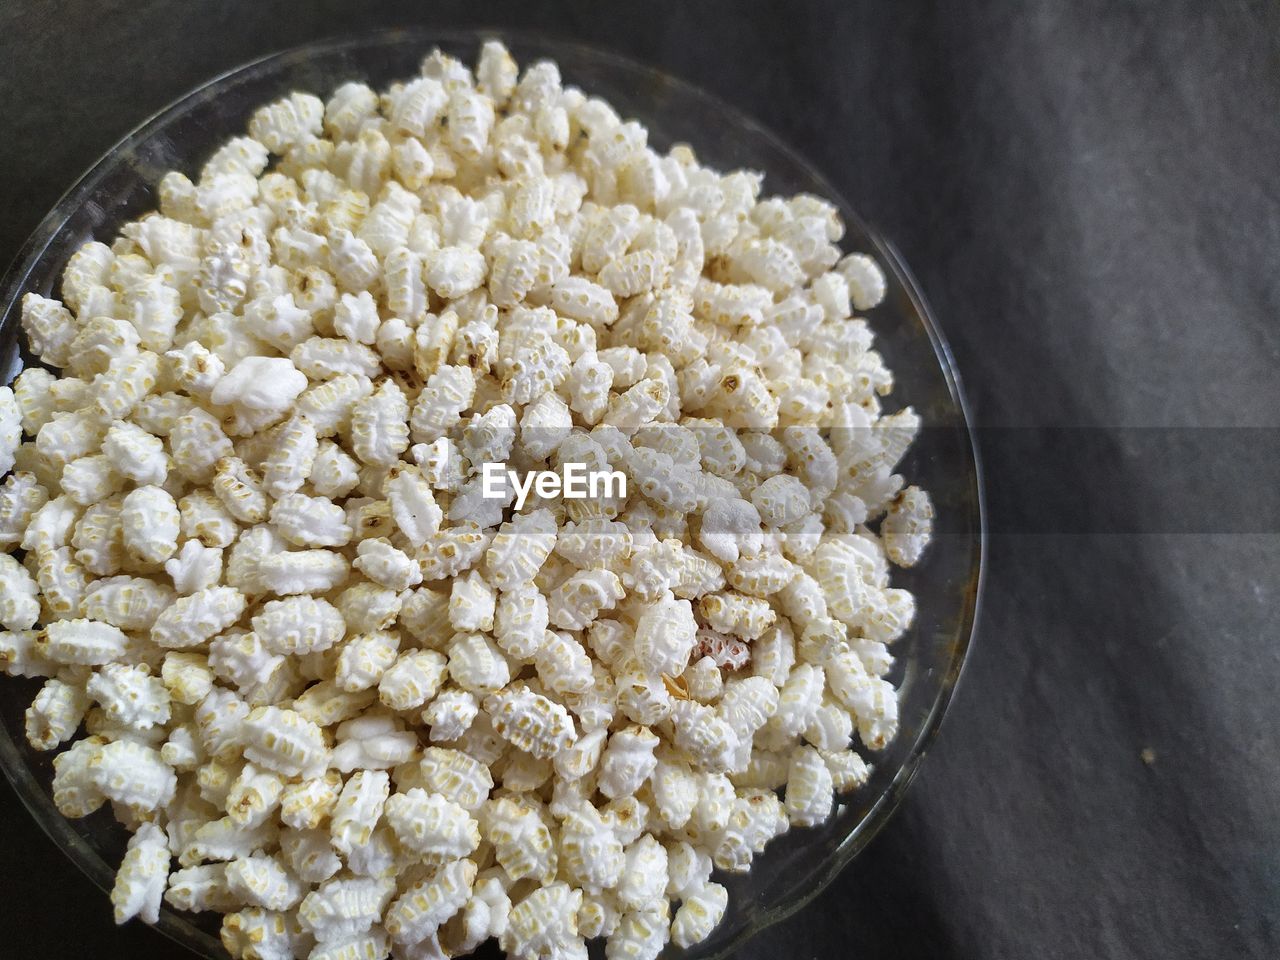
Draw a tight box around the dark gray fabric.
[1,2,1276,957]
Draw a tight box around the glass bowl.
[0,28,985,960]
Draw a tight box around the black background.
[2,2,1278,958]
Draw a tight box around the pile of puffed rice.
[0,40,933,960]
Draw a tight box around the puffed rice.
[0,40,934,960]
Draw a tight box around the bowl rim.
[0,25,986,959]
